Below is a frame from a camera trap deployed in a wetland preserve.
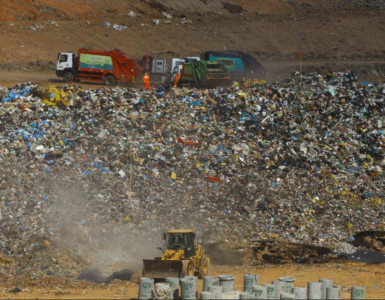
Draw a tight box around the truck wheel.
[198,257,209,278]
[63,72,74,83]
[104,75,116,86]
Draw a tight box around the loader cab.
[167,230,196,258]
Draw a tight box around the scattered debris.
[181,18,192,24]
[128,11,136,18]
[162,12,172,19]
[113,24,128,31]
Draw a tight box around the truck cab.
[56,52,77,82]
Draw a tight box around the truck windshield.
[167,233,186,249]
[207,64,223,69]
[217,59,234,67]
[207,64,226,72]
[59,55,68,63]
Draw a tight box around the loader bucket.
[142,259,183,279]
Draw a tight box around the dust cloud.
[43,180,160,275]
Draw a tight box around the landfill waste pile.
[247,241,334,264]
[1,71,385,282]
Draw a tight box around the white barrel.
[280,293,295,300]
[165,277,180,300]
[326,287,341,299]
[308,282,322,300]
[319,279,333,299]
[203,276,219,292]
[263,284,277,300]
[219,275,235,292]
[240,292,250,299]
[200,291,215,300]
[272,280,286,297]
[208,285,222,300]
[351,286,366,299]
[279,277,296,293]
[138,277,154,300]
[252,285,267,299]
[249,292,256,300]
[181,277,197,300]
[185,276,198,298]
[292,287,307,299]
[244,273,259,292]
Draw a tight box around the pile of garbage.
[1,71,385,281]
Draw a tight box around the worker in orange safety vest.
[174,71,180,88]
[143,73,151,90]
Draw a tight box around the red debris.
[207,176,223,184]
[178,137,199,146]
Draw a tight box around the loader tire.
[187,261,195,276]
[182,260,195,277]
[63,72,74,83]
[104,75,116,86]
[198,256,209,278]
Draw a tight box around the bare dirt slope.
[0,0,384,82]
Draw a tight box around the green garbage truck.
[179,60,230,88]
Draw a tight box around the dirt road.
[0,59,384,89]
[0,71,138,89]
[3,262,384,299]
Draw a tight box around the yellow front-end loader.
[142,230,210,280]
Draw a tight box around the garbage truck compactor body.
[56,48,142,85]
[179,60,230,88]
[142,230,210,280]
